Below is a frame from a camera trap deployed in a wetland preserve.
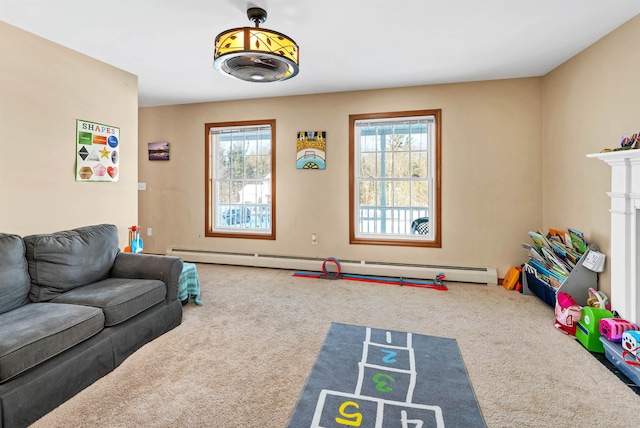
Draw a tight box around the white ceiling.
[2,0,639,107]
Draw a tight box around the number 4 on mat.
[401,410,424,428]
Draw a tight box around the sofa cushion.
[52,278,167,326]
[24,224,119,302]
[0,302,104,383]
[0,233,31,315]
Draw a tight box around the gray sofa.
[0,224,183,428]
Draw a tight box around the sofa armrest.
[110,253,184,303]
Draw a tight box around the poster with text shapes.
[297,131,326,169]
[76,119,120,182]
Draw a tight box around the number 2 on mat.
[381,348,397,363]
[335,401,362,426]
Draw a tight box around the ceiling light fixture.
[213,7,299,83]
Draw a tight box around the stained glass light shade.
[213,26,299,82]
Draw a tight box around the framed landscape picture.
[148,142,170,160]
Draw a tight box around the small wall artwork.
[296,131,326,169]
[76,119,120,182]
[148,142,170,161]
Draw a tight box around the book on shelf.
[528,231,551,251]
[568,228,587,254]
[541,246,571,274]
[527,258,564,288]
[549,241,576,269]
[548,228,571,247]
[521,243,545,263]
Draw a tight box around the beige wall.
[542,14,640,297]
[139,78,543,276]
[0,22,138,246]
[138,14,640,295]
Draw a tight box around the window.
[349,110,441,247]
[205,120,276,239]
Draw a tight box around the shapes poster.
[296,131,326,169]
[76,119,120,182]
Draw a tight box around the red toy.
[554,292,582,335]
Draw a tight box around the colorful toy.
[599,318,639,342]
[321,257,342,279]
[502,267,521,290]
[131,226,143,253]
[554,292,582,336]
[576,306,614,352]
[124,225,143,253]
[622,330,640,358]
[293,257,447,290]
[587,287,610,310]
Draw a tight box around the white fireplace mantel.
[587,149,640,324]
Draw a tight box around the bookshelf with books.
[521,229,600,307]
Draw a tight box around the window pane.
[257,155,270,179]
[411,181,429,207]
[411,151,428,177]
[244,133,256,180]
[217,137,231,179]
[218,181,230,204]
[362,133,377,153]
[258,137,270,154]
[359,180,376,205]
[391,151,410,178]
[395,181,410,206]
[244,155,255,180]
[360,152,377,177]
[219,137,231,156]
[231,136,244,179]
[245,134,258,155]
[414,130,428,151]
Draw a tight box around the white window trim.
[205,120,276,240]
[349,110,441,247]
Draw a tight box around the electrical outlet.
[147,228,152,236]
[311,233,318,244]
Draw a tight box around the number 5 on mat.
[335,401,362,426]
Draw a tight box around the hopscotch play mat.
[287,323,486,427]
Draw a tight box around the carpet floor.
[32,263,640,427]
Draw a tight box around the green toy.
[576,306,614,352]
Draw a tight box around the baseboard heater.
[166,248,498,285]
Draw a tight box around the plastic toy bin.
[523,271,556,307]
[600,337,640,387]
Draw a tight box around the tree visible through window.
[205,120,276,239]
[349,110,441,247]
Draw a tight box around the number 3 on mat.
[335,401,362,426]
[373,372,395,392]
